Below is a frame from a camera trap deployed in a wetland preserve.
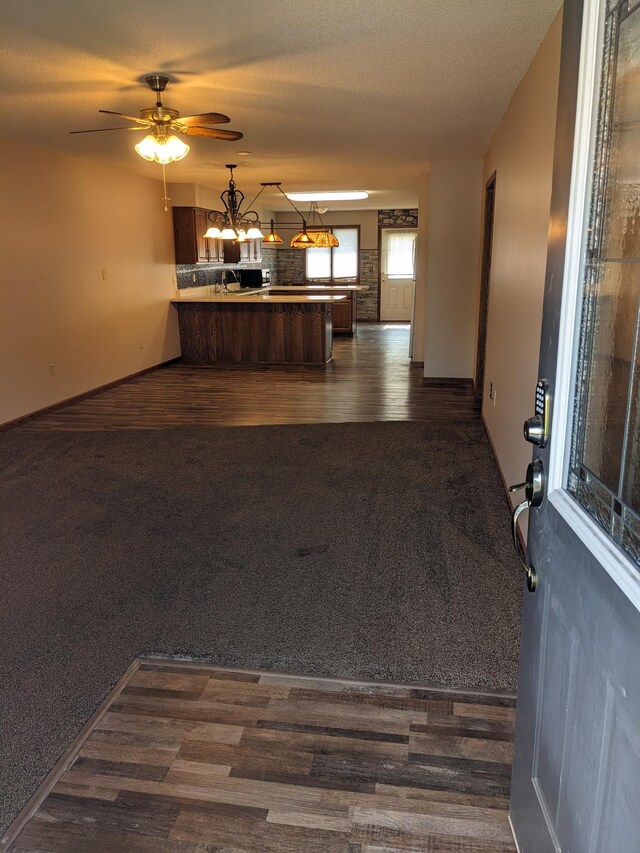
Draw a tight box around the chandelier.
[203,166,340,248]
[204,165,265,242]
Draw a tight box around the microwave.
[238,268,270,288]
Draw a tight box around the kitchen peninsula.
[171,288,347,365]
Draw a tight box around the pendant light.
[262,219,284,244]
[306,201,339,248]
[290,220,317,249]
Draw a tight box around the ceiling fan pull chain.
[161,163,170,212]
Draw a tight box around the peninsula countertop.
[170,288,347,304]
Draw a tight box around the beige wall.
[423,159,484,378]
[482,11,562,501]
[0,138,180,425]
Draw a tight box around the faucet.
[222,269,240,292]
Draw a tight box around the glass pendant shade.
[263,219,283,244]
[308,230,339,248]
[236,229,248,242]
[204,225,221,239]
[263,232,283,244]
[246,226,264,239]
[134,134,159,161]
[291,230,317,249]
[220,227,237,240]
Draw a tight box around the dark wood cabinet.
[173,208,263,266]
[270,289,357,335]
[331,295,355,335]
[223,241,241,264]
[174,301,332,364]
[172,207,222,264]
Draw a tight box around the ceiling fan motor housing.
[145,75,170,93]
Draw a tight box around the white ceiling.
[0,0,562,210]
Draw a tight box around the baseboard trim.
[0,357,181,431]
[423,377,474,390]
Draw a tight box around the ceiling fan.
[71,75,243,164]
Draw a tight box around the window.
[305,226,359,280]
[382,229,416,277]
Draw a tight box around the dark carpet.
[0,420,522,833]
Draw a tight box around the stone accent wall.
[275,249,306,285]
[378,208,419,228]
[260,247,279,285]
[358,249,379,320]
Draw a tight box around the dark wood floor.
[8,661,516,852]
[20,324,479,430]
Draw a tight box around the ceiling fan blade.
[175,112,231,126]
[184,126,244,140]
[99,109,147,124]
[70,126,144,134]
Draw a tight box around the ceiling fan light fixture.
[134,134,159,161]
[134,133,189,164]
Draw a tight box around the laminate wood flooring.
[20,324,479,431]
[7,661,516,852]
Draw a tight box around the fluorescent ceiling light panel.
[286,191,369,202]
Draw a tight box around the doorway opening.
[379,227,417,322]
[475,172,496,401]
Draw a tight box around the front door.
[510,0,640,850]
[380,228,416,321]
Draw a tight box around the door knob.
[508,459,544,593]
[524,414,545,446]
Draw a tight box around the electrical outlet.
[139,340,144,350]
[49,363,56,377]
[101,268,107,280]
[493,389,497,407]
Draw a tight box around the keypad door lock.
[524,379,550,447]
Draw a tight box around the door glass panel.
[569,0,640,565]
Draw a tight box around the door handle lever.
[511,501,537,592]
[508,459,545,593]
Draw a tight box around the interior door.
[380,228,416,321]
[510,0,640,850]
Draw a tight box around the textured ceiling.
[0,0,562,210]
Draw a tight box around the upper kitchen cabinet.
[172,207,222,264]
[223,238,262,264]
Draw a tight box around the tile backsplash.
[176,247,278,289]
